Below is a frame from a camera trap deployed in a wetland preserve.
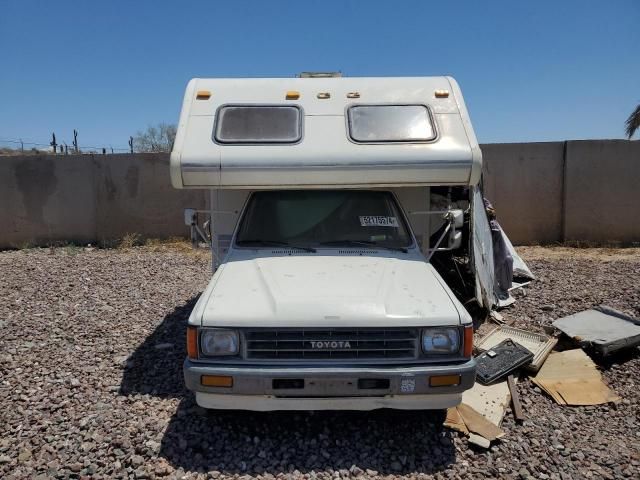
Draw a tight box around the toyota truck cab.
[171,74,497,410]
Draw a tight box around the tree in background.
[625,104,640,139]
[133,123,177,152]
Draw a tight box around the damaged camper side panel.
[471,187,498,310]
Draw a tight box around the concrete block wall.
[563,140,640,244]
[1,155,96,247]
[481,142,564,245]
[0,153,207,248]
[94,154,207,241]
[1,140,639,248]
[480,140,640,245]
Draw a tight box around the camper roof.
[170,76,481,189]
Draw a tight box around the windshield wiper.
[319,240,408,253]
[236,239,316,253]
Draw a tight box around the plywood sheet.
[462,379,511,426]
[532,349,619,406]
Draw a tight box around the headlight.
[422,327,460,354]
[200,329,239,356]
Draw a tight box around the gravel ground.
[1,244,639,479]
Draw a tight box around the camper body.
[172,76,494,411]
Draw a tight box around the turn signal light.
[187,326,198,359]
[429,375,461,387]
[201,375,233,387]
[463,325,473,357]
[196,90,211,100]
[286,91,300,100]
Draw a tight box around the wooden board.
[532,349,619,406]
[462,379,511,426]
[456,403,505,441]
[507,375,525,421]
[444,407,469,435]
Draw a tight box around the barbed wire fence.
[0,133,140,155]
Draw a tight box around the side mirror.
[448,209,464,250]
[451,209,464,229]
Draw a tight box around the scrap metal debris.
[532,349,620,406]
[553,305,640,355]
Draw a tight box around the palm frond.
[625,104,640,139]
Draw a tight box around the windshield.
[235,190,413,249]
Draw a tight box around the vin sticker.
[359,216,399,227]
[400,377,416,393]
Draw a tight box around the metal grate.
[245,328,419,361]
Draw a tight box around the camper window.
[214,105,302,144]
[347,104,436,143]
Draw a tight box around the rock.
[2,246,639,480]
[468,434,491,449]
[17,449,32,462]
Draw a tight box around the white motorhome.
[171,74,502,411]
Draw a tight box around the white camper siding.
[171,77,481,189]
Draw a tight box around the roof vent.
[298,71,342,78]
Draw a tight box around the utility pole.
[73,129,79,153]
[50,133,57,153]
[19,138,24,152]
[128,136,134,154]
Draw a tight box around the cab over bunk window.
[214,105,302,144]
[347,105,436,143]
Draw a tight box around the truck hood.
[197,255,465,328]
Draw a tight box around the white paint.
[195,253,471,328]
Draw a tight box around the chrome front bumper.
[184,359,476,410]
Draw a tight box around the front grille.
[244,328,419,361]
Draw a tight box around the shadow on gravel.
[160,401,455,476]
[119,296,199,398]
[592,347,640,370]
[121,297,457,476]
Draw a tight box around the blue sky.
[0,0,638,150]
